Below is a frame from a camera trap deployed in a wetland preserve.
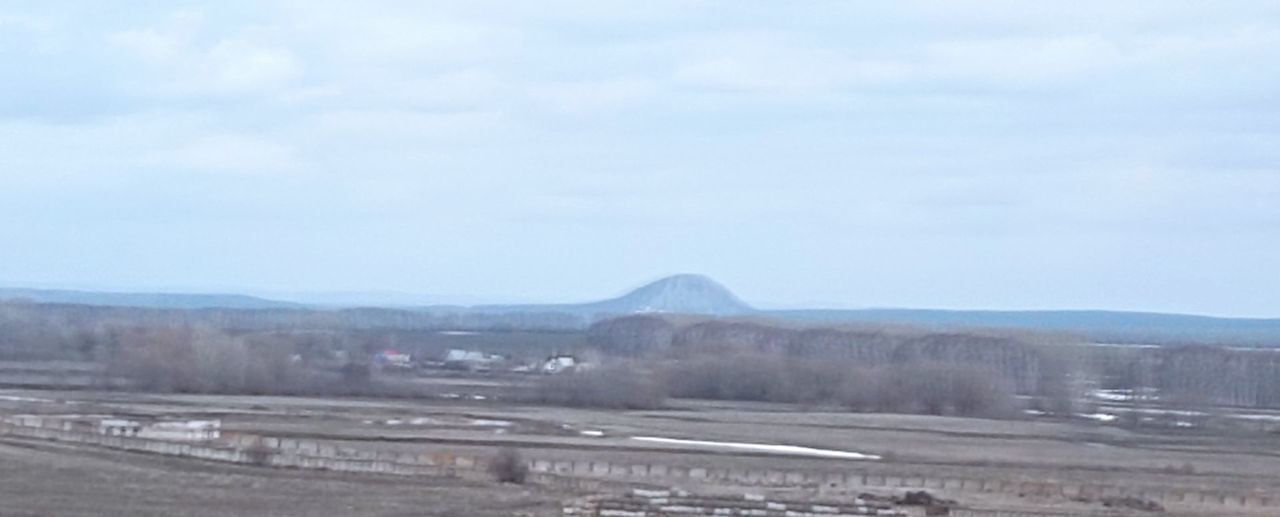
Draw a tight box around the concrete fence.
[0,415,489,481]
[523,457,1275,511]
[563,488,906,517]
[1,414,1273,513]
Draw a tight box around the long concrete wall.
[522,457,1275,512]
[564,489,905,517]
[1,415,1273,513]
[0,416,489,481]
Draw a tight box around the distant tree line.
[0,300,588,340]
[1094,345,1280,409]
[0,301,581,395]
[7,300,1280,414]
[0,301,584,361]
[588,315,1080,414]
[663,355,1016,417]
[590,315,1280,413]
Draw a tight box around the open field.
[0,435,561,517]
[4,383,1280,516]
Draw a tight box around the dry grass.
[0,439,561,517]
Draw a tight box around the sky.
[1,1,1278,316]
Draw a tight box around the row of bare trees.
[527,355,1016,417]
[663,355,1016,417]
[0,299,585,337]
[588,315,1081,413]
[591,315,1280,413]
[1096,345,1280,409]
[102,326,304,393]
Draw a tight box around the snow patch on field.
[378,416,512,427]
[630,436,879,460]
[0,395,57,403]
[1233,413,1280,422]
[1090,390,1131,402]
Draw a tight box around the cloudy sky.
[2,1,1278,316]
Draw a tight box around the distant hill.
[584,274,754,315]
[474,274,755,317]
[0,288,300,310]
[3,277,1278,346]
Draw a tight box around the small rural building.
[99,419,142,437]
[541,355,578,374]
[442,349,505,371]
[374,348,413,369]
[137,420,221,441]
[98,418,220,441]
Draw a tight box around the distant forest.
[4,301,1280,413]
[587,315,1280,412]
[4,282,1280,347]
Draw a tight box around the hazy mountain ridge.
[469,274,753,317]
[583,274,754,315]
[3,276,1279,345]
[768,308,1280,346]
[0,288,300,310]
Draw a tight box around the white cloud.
[107,11,201,63]
[327,16,520,65]
[528,78,660,113]
[108,11,301,97]
[205,38,301,91]
[668,32,902,97]
[150,134,300,175]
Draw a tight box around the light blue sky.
[2,1,1278,316]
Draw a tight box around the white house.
[443,349,504,371]
[98,419,220,441]
[542,355,577,374]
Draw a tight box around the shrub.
[106,326,290,393]
[844,362,1016,418]
[533,366,666,409]
[489,448,528,484]
[661,355,1017,418]
[245,443,274,467]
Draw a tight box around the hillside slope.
[0,288,299,310]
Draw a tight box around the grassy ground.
[0,438,561,517]
[4,386,1280,515]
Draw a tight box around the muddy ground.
[4,383,1280,516]
[0,437,561,517]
